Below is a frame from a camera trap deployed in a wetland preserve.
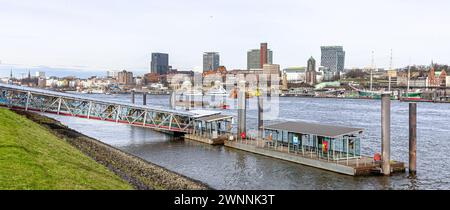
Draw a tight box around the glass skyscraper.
[151,53,169,75]
[320,46,345,78]
[203,52,220,72]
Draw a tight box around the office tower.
[247,49,273,70]
[260,43,268,68]
[203,52,220,72]
[320,46,345,79]
[117,70,134,85]
[151,53,169,75]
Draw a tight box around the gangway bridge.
[0,83,227,134]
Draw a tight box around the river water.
[44,94,450,190]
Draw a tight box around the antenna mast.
[388,49,393,92]
[370,51,374,91]
[389,49,393,70]
[407,59,411,99]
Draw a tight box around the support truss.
[0,85,195,133]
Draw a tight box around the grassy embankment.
[0,108,133,190]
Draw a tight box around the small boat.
[401,91,422,100]
[206,87,228,96]
[90,89,105,94]
[182,89,203,96]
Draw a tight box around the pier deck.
[184,134,226,145]
[224,139,405,176]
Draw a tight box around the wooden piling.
[143,92,147,105]
[131,90,135,104]
[409,103,417,174]
[381,93,391,175]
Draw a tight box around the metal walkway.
[0,83,225,133]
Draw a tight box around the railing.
[0,84,196,133]
[228,138,379,167]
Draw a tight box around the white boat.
[206,87,228,96]
[90,89,105,94]
[181,89,203,96]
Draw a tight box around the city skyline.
[1,0,450,73]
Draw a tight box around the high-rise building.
[320,46,345,79]
[117,70,134,85]
[260,43,268,68]
[203,52,220,72]
[247,49,273,70]
[151,53,169,75]
[306,57,317,85]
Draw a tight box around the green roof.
[435,71,446,76]
[284,67,306,71]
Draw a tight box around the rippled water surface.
[45,94,450,189]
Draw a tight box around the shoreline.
[280,95,450,103]
[12,110,211,190]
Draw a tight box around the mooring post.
[186,95,190,111]
[257,76,264,139]
[131,90,135,104]
[433,90,437,102]
[237,81,247,141]
[409,103,417,174]
[381,93,391,175]
[258,93,264,138]
[143,92,147,106]
[201,94,204,108]
[170,91,176,109]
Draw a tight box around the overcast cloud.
[0,0,449,72]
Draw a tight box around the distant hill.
[0,64,147,79]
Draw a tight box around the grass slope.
[0,108,133,190]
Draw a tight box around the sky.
[0,0,449,76]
